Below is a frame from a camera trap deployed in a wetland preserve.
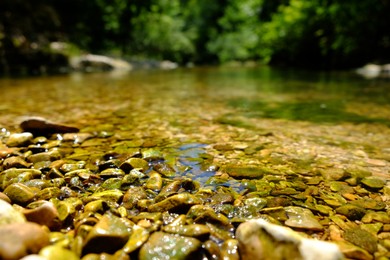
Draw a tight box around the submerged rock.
[284,206,323,231]
[138,231,202,260]
[3,183,36,206]
[344,228,377,254]
[82,214,132,255]
[20,117,79,136]
[223,166,265,179]
[22,201,60,229]
[236,218,343,260]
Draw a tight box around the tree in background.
[256,0,390,68]
[206,0,263,62]
[1,0,390,73]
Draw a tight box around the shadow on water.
[228,98,390,125]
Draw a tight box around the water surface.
[1,66,390,176]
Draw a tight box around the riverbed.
[0,66,390,259]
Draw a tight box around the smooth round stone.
[0,192,11,203]
[148,193,202,213]
[127,158,149,171]
[144,172,162,191]
[320,168,350,181]
[284,206,323,231]
[0,199,26,225]
[4,183,36,206]
[87,189,123,203]
[82,214,132,255]
[139,231,202,260]
[361,177,386,189]
[2,156,32,169]
[27,150,62,163]
[6,132,33,147]
[223,166,265,179]
[0,222,50,259]
[99,168,125,178]
[23,201,60,229]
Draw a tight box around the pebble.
[0,192,11,203]
[0,222,50,260]
[361,177,386,189]
[82,214,132,255]
[139,231,202,260]
[362,211,390,224]
[284,206,323,231]
[6,132,33,147]
[3,183,36,206]
[0,199,26,225]
[39,245,79,260]
[335,204,367,220]
[344,228,378,254]
[223,166,265,179]
[22,201,60,229]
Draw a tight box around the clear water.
[1,66,390,184]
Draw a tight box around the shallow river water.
[1,66,390,259]
[1,66,390,171]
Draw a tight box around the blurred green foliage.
[1,0,389,71]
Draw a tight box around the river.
[1,66,390,259]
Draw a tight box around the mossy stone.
[344,228,377,254]
[335,204,366,220]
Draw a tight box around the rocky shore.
[0,117,389,259]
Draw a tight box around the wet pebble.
[23,200,60,229]
[82,214,132,255]
[3,156,32,169]
[162,224,210,239]
[361,177,386,190]
[223,166,265,179]
[0,199,26,225]
[284,206,323,231]
[122,225,150,254]
[0,192,11,203]
[6,132,33,147]
[344,228,378,254]
[144,171,162,191]
[362,211,390,224]
[148,193,202,213]
[39,245,79,260]
[335,204,367,221]
[4,183,36,206]
[138,231,202,260]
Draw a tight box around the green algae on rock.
[223,165,267,179]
